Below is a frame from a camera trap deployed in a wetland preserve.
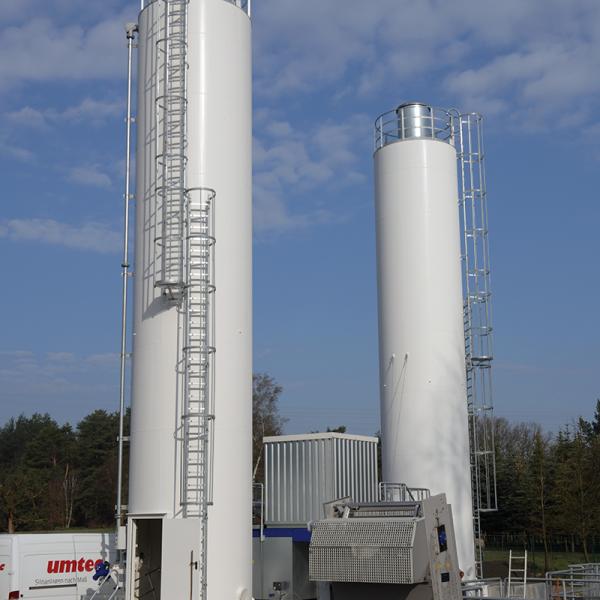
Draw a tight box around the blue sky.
[0,0,598,435]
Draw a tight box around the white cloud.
[445,39,600,127]
[0,0,37,24]
[0,138,34,161]
[85,353,120,367]
[67,165,112,188]
[5,98,122,129]
[5,106,48,129]
[2,0,596,132]
[0,350,34,359]
[61,98,122,122]
[253,0,600,126]
[0,350,119,408]
[0,0,597,131]
[0,15,128,91]
[0,218,121,253]
[253,113,369,232]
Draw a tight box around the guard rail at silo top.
[141,0,251,16]
[374,102,455,150]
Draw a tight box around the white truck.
[0,533,119,600]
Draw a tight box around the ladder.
[508,550,528,598]
[180,187,216,599]
[152,3,216,599]
[456,112,498,578]
[155,0,189,297]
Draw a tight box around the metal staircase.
[155,0,189,297]
[456,112,498,578]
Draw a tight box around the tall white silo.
[374,103,475,578]
[125,1,252,599]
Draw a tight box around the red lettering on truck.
[47,558,103,574]
[0,563,5,571]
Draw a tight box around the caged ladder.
[180,188,216,516]
[155,0,189,297]
[180,188,216,600]
[153,2,216,599]
[456,112,498,578]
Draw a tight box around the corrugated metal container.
[264,433,379,525]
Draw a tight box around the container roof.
[263,432,379,443]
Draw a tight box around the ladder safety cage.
[180,186,217,600]
[141,0,251,17]
[455,112,498,579]
[154,0,189,299]
[150,3,216,599]
[180,186,216,516]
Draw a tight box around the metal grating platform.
[309,519,417,584]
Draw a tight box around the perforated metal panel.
[309,518,417,584]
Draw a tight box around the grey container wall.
[264,433,379,525]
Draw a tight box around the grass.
[483,549,600,578]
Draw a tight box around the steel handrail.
[141,0,251,17]
[374,104,455,150]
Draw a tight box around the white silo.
[374,103,475,578]
[124,1,252,599]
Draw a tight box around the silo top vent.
[374,102,454,151]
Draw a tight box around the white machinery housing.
[309,494,462,600]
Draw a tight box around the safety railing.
[141,0,251,17]
[546,565,600,600]
[374,102,455,150]
[462,577,505,599]
[463,577,549,600]
[225,0,251,15]
[252,482,265,541]
[460,565,600,600]
[378,482,431,503]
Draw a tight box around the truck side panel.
[10,533,115,599]
[0,535,12,599]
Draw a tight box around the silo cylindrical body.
[374,106,475,577]
[128,0,252,598]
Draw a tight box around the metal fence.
[374,103,455,150]
[485,534,600,556]
[546,565,600,600]
[378,482,430,502]
[462,565,600,600]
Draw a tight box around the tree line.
[482,401,600,568]
[0,373,283,534]
[1,372,599,569]
[0,410,126,533]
